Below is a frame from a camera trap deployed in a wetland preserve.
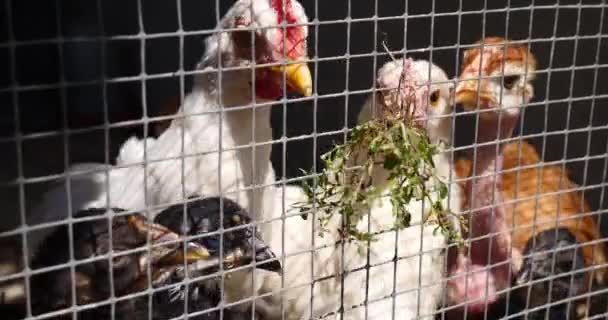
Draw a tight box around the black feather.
[151,196,280,320]
[18,198,279,320]
[512,228,587,320]
[28,208,152,319]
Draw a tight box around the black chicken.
[511,228,590,320]
[26,207,208,320]
[481,228,593,320]
[151,196,282,320]
[8,200,280,320]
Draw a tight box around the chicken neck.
[154,65,276,222]
[448,111,519,315]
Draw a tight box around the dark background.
[0,0,607,232]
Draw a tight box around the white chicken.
[25,0,312,259]
[225,58,462,320]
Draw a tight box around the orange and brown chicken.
[455,141,607,319]
[455,141,606,276]
[452,37,607,319]
[446,37,538,316]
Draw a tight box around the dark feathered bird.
[511,228,588,320]
[27,207,208,320]
[150,196,281,320]
[9,200,280,320]
[473,228,602,320]
[154,196,281,273]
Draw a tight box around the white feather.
[226,58,463,320]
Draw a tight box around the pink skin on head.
[255,0,306,100]
[401,58,430,120]
[378,58,431,124]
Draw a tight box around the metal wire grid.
[0,0,607,319]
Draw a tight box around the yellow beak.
[127,215,211,265]
[270,62,313,97]
[170,243,211,264]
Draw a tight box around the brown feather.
[454,141,607,291]
[461,37,537,77]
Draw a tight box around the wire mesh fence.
[1,0,608,319]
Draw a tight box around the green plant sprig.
[292,77,464,244]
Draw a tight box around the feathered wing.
[120,97,251,212]
[246,165,459,320]
[26,164,108,256]
[362,205,439,320]
[456,140,607,301]
[25,135,159,257]
[25,162,150,258]
[359,153,461,320]
[24,66,249,263]
[28,163,110,227]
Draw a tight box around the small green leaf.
[293,103,462,244]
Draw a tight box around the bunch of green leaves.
[292,76,463,244]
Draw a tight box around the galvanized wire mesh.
[1,0,608,319]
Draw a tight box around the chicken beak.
[158,242,211,266]
[127,216,210,266]
[181,236,282,274]
[455,79,497,109]
[270,61,313,97]
[248,237,282,272]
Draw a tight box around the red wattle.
[254,70,282,100]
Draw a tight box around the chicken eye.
[429,90,440,106]
[503,75,520,90]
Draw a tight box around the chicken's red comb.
[270,0,305,59]
[271,0,293,24]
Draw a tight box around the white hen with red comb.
[225,58,461,320]
[25,0,312,259]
